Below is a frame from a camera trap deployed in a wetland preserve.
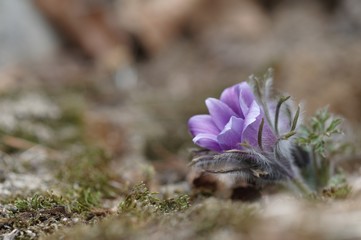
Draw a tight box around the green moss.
[10,189,101,214]
[119,183,190,216]
[0,193,70,238]
[0,91,87,152]
[65,188,101,213]
[14,192,67,212]
[55,146,118,199]
[45,197,261,240]
[0,189,109,239]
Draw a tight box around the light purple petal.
[241,108,277,149]
[242,116,262,147]
[242,100,261,135]
[217,116,244,150]
[193,133,222,152]
[220,85,242,117]
[241,101,261,147]
[205,98,237,130]
[188,114,219,137]
[238,82,255,113]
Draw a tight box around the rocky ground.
[1,0,361,239]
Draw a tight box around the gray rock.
[0,0,58,67]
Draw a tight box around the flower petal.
[217,116,244,150]
[242,100,261,134]
[220,85,242,117]
[238,82,254,113]
[205,98,237,130]
[188,114,219,136]
[241,100,261,146]
[193,133,222,152]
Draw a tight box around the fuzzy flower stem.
[273,140,312,195]
[291,177,313,196]
[262,98,273,132]
[261,68,276,131]
[279,131,296,140]
[311,147,320,189]
[250,75,273,130]
[291,105,300,132]
[275,96,291,136]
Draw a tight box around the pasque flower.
[188,82,287,152]
[187,72,312,195]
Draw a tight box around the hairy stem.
[291,177,313,196]
[275,96,290,136]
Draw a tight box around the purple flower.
[188,75,306,194]
[188,82,281,152]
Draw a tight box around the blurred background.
[1,0,361,186]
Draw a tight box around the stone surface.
[0,0,58,68]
